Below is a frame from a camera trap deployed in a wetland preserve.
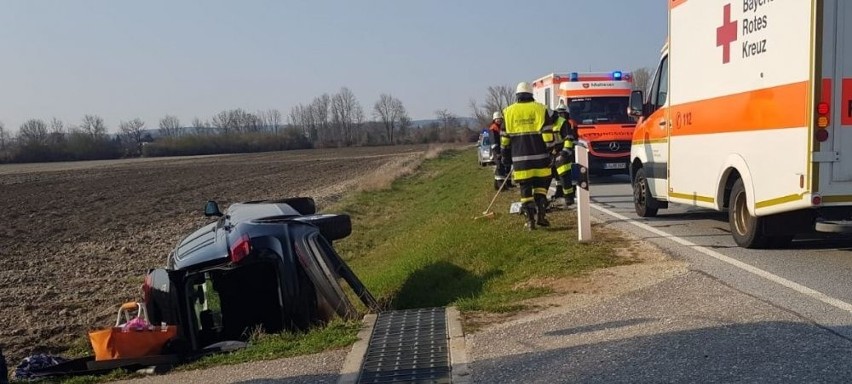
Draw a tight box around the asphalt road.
[470,174,852,383]
[589,175,852,339]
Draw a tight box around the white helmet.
[516,82,533,94]
[492,111,503,120]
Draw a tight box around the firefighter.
[552,104,576,206]
[489,111,513,190]
[501,82,558,230]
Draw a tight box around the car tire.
[729,178,769,248]
[633,168,659,217]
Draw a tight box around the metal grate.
[357,307,450,383]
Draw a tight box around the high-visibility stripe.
[556,163,571,175]
[563,186,575,194]
[670,81,809,136]
[633,138,668,145]
[520,196,534,203]
[534,188,548,195]
[755,193,805,209]
[506,131,545,137]
[513,153,550,162]
[822,195,852,204]
[513,168,552,181]
[668,191,714,203]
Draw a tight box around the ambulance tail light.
[818,102,830,115]
[812,194,822,206]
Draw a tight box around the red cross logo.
[716,3,738,64]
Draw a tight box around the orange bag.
[88,302,177,361]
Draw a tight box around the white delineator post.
[575,142,592,243]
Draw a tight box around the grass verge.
[335,149,634,313]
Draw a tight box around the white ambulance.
[533,72,635,174]
[629,0,852,248]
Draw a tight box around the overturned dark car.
[143,197,378,352]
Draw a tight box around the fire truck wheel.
[633,167,659,217]
[729,178,769,248]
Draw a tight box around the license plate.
[604,163,626,170]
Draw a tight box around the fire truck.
[532,71,635,174]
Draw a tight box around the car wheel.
[633,168,659,217]
[729,178,769,248]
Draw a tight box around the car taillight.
[229,234,252,263]
[816,102,830,142]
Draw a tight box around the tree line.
[0,87,477,163]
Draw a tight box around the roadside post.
[574,142,592,243]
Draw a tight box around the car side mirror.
[204,201,223,217]
[628,90,645,117]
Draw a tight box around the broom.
[475,165,513,220]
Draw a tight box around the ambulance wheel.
[729,178,769,248]
[633,168,659,217]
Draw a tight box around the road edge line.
[591,203,852,314]
[337,313,377,384]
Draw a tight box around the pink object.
[122,316,150,332]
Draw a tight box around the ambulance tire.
[729,179,769,248]
[633,168,659,217]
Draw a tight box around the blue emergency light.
[570,72,579,82]
[612,71,623,80]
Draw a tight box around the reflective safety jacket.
[500,101,556,181]
[550,117,575,152]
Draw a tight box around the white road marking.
[591,203,852,314]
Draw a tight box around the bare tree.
[212,110,236,134]
[18,119,49,146]
[632,67,653,92]
[484,85,514,116]
[289,104,317,141]
[266,109,282,134]
[469,98,490,128]
[159,115,182,137]
[0,121,7,152]
[331,87,364,145]
[311,94,331,143]
[48,118,66,145]
[191,117,211,135]
[373,94,406,144]
[119,118,146,155]
[435,109,461,142]
[80,114,107,138]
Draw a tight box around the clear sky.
[0,0,667,132]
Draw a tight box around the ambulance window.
[545,89,551,107]
[654,56,669,107]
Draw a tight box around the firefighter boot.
[535,195,551,227]
[523,202,537,231]
[565,190,576,207]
